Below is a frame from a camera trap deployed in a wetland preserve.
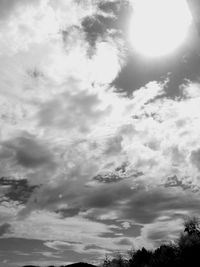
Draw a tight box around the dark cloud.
[79,185,200,225]
[93,165,143,184]
[115,238,133,246]
[98,0,132,35]
[0,237,93,266]
[3,135,55,169]
[92,160,143,184]
[81,15,107,50]
[123,188,200,224]
[93,173,123,183]
[24,177,200,229]
[33,179,200,227]
[14,164,200,234]
[0,238,53,262]
[27,68,44,79]
[164,175,196,191]
[59,184,200,230]
[38,91,107,132]
[84,183,133,209]
[190,148,200,171]
[84,244,105,251]
[119,224,142,238]
[115,162,128,173]
[0,0,23,18]
[98,221,142,239]
[81,0,132,54]
[104,136,123,155]
[147,230,168,241]
[84,190,115,208]
[56,207,81,218]
[0,223,11,236]
[36,181,133,218]
[0,177,39,204]
[99,232,120,239]
[0,0,40,20]
[170,146,185,165]
[20,179,82,216]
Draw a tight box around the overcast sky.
[0,0,200,266]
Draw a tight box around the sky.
[0,0,200,266]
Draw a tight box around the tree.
[129,247,152,267]
[177,217,200,267]
[184,216,200,236]
[151,244,179,267]
[111,252,128,267]
[177,216,200,249]
[102,255,111,267]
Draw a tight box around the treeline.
[102,217,200,267]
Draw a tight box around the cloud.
[2,134,55,169]
[190,148,200,171]
[4,77,200,254]
[82,0,132,51]
[0,223,11,236]
[122,187,199,224]
[0,177,39,204]
[54,184,200,228]
[8,210,128,255]
[37,90,109,132]
[1,0,200,264]
[139,218,183,248]
[44,240,75,251]
[93,173,124,184]
[115,238,133,246]
[83,182,133,210]
[0,0,40,20]
[35,176,200,232]
[164,175,196,191]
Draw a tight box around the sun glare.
[129,0,192,58]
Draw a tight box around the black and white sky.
[0,0,200,266]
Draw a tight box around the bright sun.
[130,0,192,58]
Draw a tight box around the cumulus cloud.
[37,90,109,132]
[0,0,40,20]
[3,135,55,169]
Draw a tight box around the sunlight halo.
[129,0,192,58]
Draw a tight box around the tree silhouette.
[151,244,179,267]
[103,255,111,267]
[184,216,200,236]
[129,247,152,267]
